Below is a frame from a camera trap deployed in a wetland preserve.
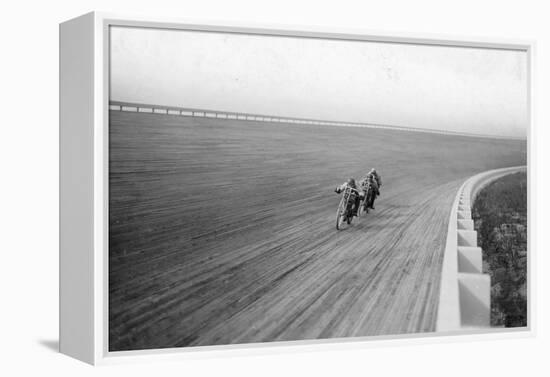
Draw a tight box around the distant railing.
[108,101,524,140]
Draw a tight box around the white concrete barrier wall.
[437,166,527,332]
[458,273,491,328]
[458,247,483,273]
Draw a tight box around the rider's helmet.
[347,178,356,187]
[370,168,377,175]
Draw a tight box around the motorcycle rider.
[362,174,379,209]
[335,178,361,217]
[369,168,382,190]
[362,169,381,209]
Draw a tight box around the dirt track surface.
[109,111,526,351]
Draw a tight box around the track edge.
[436,165,527,332]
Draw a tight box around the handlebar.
[335,186,360,195]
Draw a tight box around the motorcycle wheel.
[336,213,346,230]
[336,202,346,230]
[367,190,374,211]
[358,200,365,216]
[362,200,370,215]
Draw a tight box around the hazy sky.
[110,26,528,138]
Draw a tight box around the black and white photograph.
[6,0,550,374]
[107,25,528,352]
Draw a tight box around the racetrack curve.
[108,111,526,351]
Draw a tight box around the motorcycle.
[335,186,360,230]
[359,181,376,216]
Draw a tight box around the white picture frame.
[60,11,535,365]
